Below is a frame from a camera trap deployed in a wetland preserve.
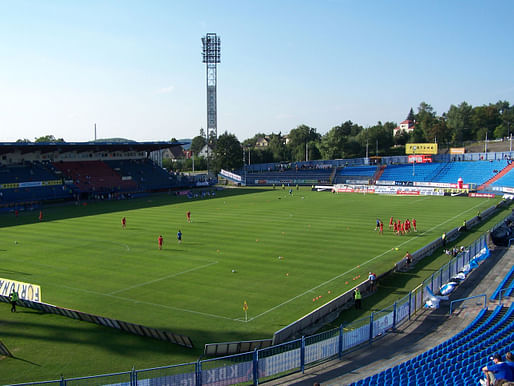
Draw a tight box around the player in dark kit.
[177,230,182,244]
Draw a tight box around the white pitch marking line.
[57,280,240,322]
[246,201,486,322]
[108,261,219,295]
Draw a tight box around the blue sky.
[0,0,513,143]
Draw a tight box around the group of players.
[121,210,191,249]
[375,217,417,235]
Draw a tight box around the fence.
[10,222,499,386]
[0,296,193,349]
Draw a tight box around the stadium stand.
[0,161,73,205]
[0,141,189,206]
[52,160,138,193]
[434,160,509,185]
[490,163,514,188]
[350,305,514,385]
[333,165,377,184]
[105,159,183,190]
[377,160,510,186]
[379,162,445,182]
[244,169,333,185]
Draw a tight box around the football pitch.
[0,188,503,382]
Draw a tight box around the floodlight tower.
[202,33,221,147]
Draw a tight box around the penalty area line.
[108,261,219,295]
[56,280,241,322]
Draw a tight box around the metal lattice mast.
[202,33,220,147]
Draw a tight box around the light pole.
[412,146,417,176]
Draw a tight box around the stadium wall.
[0,296,193,349]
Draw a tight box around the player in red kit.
[122,217,126,229]
[412,218,417,232]
[186,211,191,223]
[158,235,163,250]
[389,216,394,229]
[39,210,43,221]
[379,221,384,235]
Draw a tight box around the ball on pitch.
[231,269,236,273]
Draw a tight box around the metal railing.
[449,294,487,315]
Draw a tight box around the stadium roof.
[0,141,184,155]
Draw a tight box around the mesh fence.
[395,293,411,326]
[135,362,196,385]
[304,327,340,366]
[257,339,301,383]
[372,305,395,338]
[342,316,370,351]
[200,352,254,386]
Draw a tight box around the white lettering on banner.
[220,169,242,182]
[0,278,42,302]
[468,193,495,198]
[396,302,410,323]
[374,313,394,337]
[203,362,252,385]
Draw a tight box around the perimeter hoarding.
[405,143,438,154]
[0,278,42,302]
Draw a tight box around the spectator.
[404,251,412,267]
[368,272,377,291]
[506,352,514,371]
[480,353,514,386]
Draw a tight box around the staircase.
[477,161,514,190]
[371,165,386,184]
[329,166,339,184]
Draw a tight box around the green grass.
[0,188,505,383]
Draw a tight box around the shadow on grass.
[0,188,272,229]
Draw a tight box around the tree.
[471,104,501,140]
[414,102,436,142]
[241,133,267,148]
[407,108,415,121]
[287,124,321,161]
[360,122,394,156]
[214,131,242,171]
[268,132,288,162]
[16,138,31,143]
[446,102,473,144]
[34,135,65,143]
[320,120,363,160]
[190,135,206,154]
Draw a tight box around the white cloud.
[157,85,175,94]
